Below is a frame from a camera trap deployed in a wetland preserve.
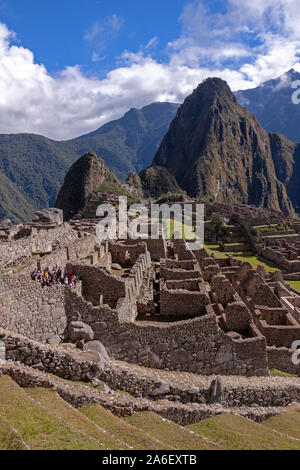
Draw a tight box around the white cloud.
[145,36,159,50]
[84,14,124,53]
[0,21,250,140]
[168,0,300,84]
[0,1,300,140]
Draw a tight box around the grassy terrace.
[286,280,300,293]
[187,413,300,450]
[2,374,300,450]
[125,411,221,450]
[204,244,278,272]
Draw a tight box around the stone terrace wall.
[0,224,78,270]
[0,274,72,343]
[72,264,126,308]
[0,328,101,382]
[65,290,269,376]
[0,238,33,269]
[23,234,97,273]
[267,346,300,375]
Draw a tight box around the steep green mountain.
[55,152,140,220]
[72,102,180,178]
[153,77,295,215]
[126,166,185,199]
[235,69,300,143]
[0,102,179,222]
[0,171,34,223]
[269,133,300,215]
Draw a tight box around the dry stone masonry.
[1,205,300,420]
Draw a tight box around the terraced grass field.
[204,244,279,272]
[0,376,107,450]
[263,404,300,440]
[79,404,167,450]
[125,411,221,450]
[1,375,300,450]
[286,280,300,293]
[187,413,300,450]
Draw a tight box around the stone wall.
[71,251,151,322]
[262,246,300,273]
[257,318,300,348]
[0,224,78,270]
[0,328,101,381]
[267,346,300,375]
[160,287,209,317]
[65,290,269,376]
[72,265,126,308]
[108,240,148,266]
[0,274,71,343]
[23,234,97,273]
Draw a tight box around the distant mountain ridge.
[0,102,179,222]
[235,69,300,142]
[3,70,300,223]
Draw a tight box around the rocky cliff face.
[55,152,113,220]
[235,69,300,143]
[153,78,294,215]
[126,166,184,199]
[270,133,300,215]
[55,152,144,220]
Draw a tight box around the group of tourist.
[30,266,79,288]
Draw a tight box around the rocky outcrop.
[270,134,300,215]
[55,152,113,220]
[127,166,185,199]
[153,78,294,216]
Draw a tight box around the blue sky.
[0,0,299,140]
[0,0,186,74]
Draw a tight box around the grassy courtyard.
[203,244,278,272]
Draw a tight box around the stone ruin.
[1,207,300,423]
[262,240,300,275]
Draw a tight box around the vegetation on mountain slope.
[235,69,300,143]
[0,102,179,222]
[127,166,185,200]
[153,77,294,216]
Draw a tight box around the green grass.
[224,242,247,247]
[170,219,196,239]
[26,388,127,450]
[263,233,298,238]
[270,369,296,378]
[234,254,278,271]
[187,413,300,450]
[125,411,221,450]
[286,280,300,293]
[80,405,167,450]
[0,376,107,450]
[0,416,27,450]
[263,404,300,440]
[203,245,279,271]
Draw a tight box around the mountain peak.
[235,68,300,143]
[153,78,293,215]
[190,77,236,103]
